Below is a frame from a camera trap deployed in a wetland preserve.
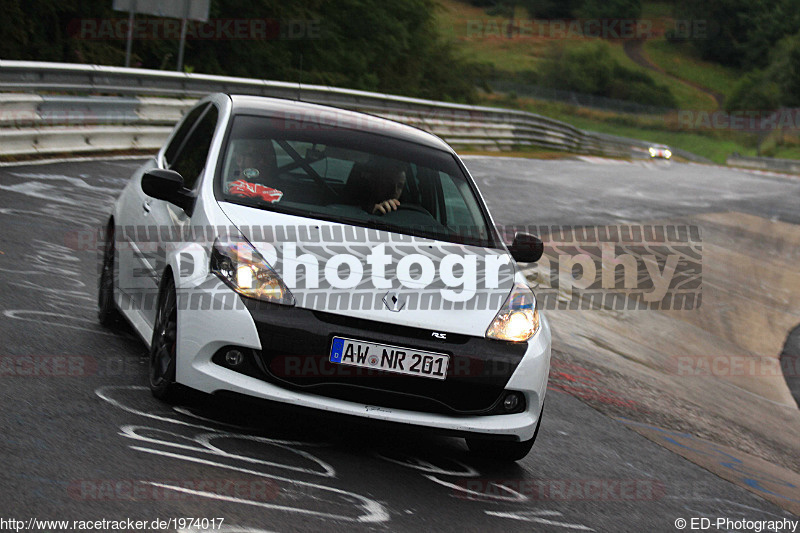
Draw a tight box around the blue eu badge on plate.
[330,337,345,363]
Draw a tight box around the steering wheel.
[395,204,430,215]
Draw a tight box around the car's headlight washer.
[486,282,540,342]
[211,238,295,306]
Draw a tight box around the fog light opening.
[503,392,522,412]
[225,349,245,367]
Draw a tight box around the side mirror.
[141,169,194,215]
[508,232,544,263]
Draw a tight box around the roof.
[228,94,453,152]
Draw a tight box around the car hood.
[217,202,515,337]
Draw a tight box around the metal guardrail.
[0,60,710,162]
[727,154,800,175]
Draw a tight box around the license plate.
[329,337,449,380]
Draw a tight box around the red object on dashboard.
[228,180,283,203]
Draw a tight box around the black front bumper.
[224,298,527,415]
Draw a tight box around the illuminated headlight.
[210,238,294,306]
[664,150,672,159]
[649,147,656,157]
[486,282,540,342]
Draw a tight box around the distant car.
[649,144,672,159]
[98,93,551,461]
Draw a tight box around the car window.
[163,103,208,167]
[170,105,219,190]
[216,114,495,248]
[440,171,482,233]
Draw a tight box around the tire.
[466,401,544,462]
[98,222,122,327]
[149,274,181,401]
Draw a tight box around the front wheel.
[149,275,181,401]
[466,401,544,462]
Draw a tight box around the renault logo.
[383,291,406,312]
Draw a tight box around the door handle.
[142,201,151,213]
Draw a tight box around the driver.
[369,163,406,215]
[345,160,406,215]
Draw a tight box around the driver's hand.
[371,199,400,215]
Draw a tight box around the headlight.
[486,282,540,342]
[210,238,294,306]
[649,147,656,156]
[664,150,672,159]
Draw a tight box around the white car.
[99,93,551,461]
[649,144,672,159]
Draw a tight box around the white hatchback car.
[648,144,672,159]
[99,93,551,461]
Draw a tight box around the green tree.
[520,0,584,19]
[578,0,642,19]
[0,0,28,58]
[0,0,480,102]
[540,42,614,95]
[673,0,800,69]
[740,0,800,69]
[726,30,800,112]
[673,0,751,67]
[763,31,800,107]
[726,71,781,112]
[539,41,676,106]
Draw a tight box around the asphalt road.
[462,156,800,227]
[0,156,797,532]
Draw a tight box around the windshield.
[215,114,496,248]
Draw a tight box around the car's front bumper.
[176,280,551,440]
